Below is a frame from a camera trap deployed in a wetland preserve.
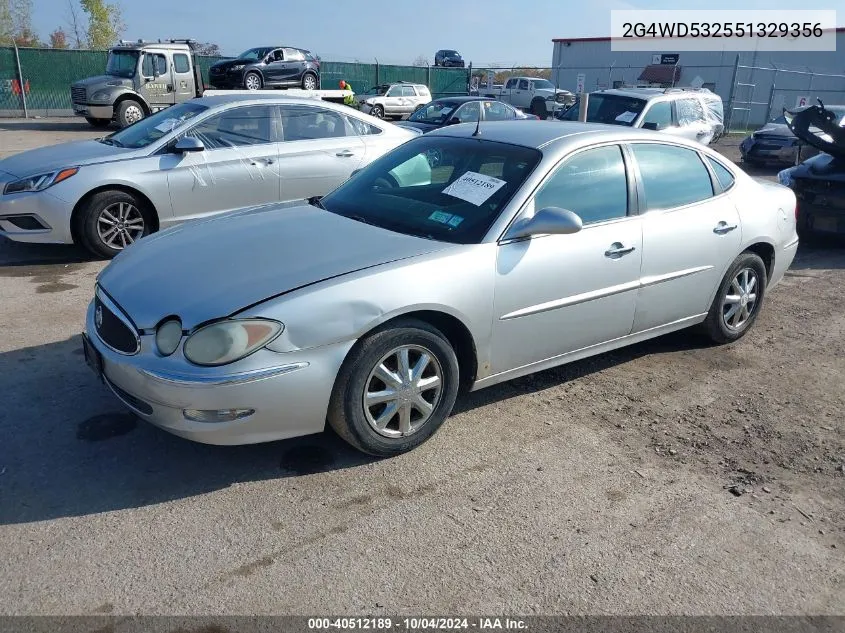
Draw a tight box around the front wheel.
[327,320,460,457]
[77,190,153,259]
[701,252,767,344]
[244,72,262,91]
[116,99,144,128]
[369,104,385,119]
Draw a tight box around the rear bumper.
[770,235,799,289]
[797,203,845,235]
[740,138,798,164]
[72,103,114,119]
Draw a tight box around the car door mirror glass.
[173,136,205,153]
[508,207,583,239]
[642,121,665,131]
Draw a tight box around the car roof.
[195,94,353,109]
[430,96,498,104]
[427,119,691,150]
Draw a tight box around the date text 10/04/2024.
[307,618,529,630]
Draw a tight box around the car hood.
[211,59,248,69]
[786,103,845,160]
[753,123,792,138]
[97,203,456,329]
[792,152,845,181]
[72,75,133,90]
[0,140,136,178]
[396,121,439,133]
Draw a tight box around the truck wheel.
[531,98,548,120]
[244,72,262,90]
[78,190,153,259]
[85,117,111,129]
[116,100,144,128]
[301,72,317,90]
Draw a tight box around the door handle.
[713,221,738,234]
[336,150,356,157]
[605,243,636,258]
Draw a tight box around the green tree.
[0,0,13,46]
[0,0,39,46]
[79,0,124,49]
[49,27,69,48]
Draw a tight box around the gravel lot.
[0,118,843,616]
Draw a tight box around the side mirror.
[507,207,583,240]
[173,137,205,153]
[642,121,664,131]
[447,117,461,125]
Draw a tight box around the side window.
[401,86,416,97]
[483,101,514,121]
[505,78,516,89]
[284,48,305,62]
[186,106,275,149]
[641,101,672,128]
[534,145,628,225]
[707,156,735,192]
[142,53,167,77]
[280,105,347,141]
[631,144,714,210]
[518,79,529,90]
[677,98,705,126]
[386,86,402,97]
[173,54,190,74]
[454,101,481,123]
[346,115,382,136]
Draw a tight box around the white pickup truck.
[483,76,574,119]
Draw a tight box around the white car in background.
[358,82,432,119]
[0,94,418,258]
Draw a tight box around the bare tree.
[66,0,85,48]
[412,55,429,67]
[194,42,221,56]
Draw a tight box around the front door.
[629,142,742,332]
[263,49,288,86]
[492,144,642,373]
[276,104,365,200]
[163,105,280,226]
[139,51,174,109]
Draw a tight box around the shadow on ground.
[0,119,108,133]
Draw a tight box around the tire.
[85,117,111,128]
[301,72,318,90]
[327,319,460,457]
[369,104,384,119]
[701,252,767,344]
[77,190,153,259]
[116,100,144,128]
[244,72,262,91]
[531,98,548,120]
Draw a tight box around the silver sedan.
[83,121,799,456]
[0,94,417,258]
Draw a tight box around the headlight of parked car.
[155,318,183,356]
[91,91,111,102]
[183,319,283,366]
[231,64,245,71]
[777,167,797,188]
[4,167,79,195]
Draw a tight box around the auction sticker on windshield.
[615,111,637,123]
[155,118,180,133]
[442,171,506,206]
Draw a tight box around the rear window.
[632,143,714,210]
[321,136,542,244]
[173,54,190,73]
[707,157,736,192]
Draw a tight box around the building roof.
[552,26,845,43]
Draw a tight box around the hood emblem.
[95,305,103,330]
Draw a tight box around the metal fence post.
[765,70,777,122]
[725,54,740,132]
[13,43,29,119]
[467,62,472,95]
[427,63,431,88]
[375,58,379,86]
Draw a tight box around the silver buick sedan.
[0,95,417,258]
[83,121,799,456]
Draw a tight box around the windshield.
[103,102,208,149]
[321,136,542,244]
[237,47,272,60]
[444,50,460,57]
[532,79,555,91]
[106,50,139,78]
[409,101,460,124]
[559,94,647,126]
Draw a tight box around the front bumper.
[72,103,114,119]
[0,183,74,244]
[84,300,355,445]
[209,70,245,89]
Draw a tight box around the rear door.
[163,105,281,225]
[629,142,741,332]
[172,52,194,103]
[674,97,712,144]
[283,48,307,83]
[276,104,365,200]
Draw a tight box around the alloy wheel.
[245,74,261,90]
[722,267,759,330]
[303,74,317,90]
[363,344,443,438]
[97,202,145,250]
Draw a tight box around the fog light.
[183,408,255,423]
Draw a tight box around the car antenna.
[472,113,481,137]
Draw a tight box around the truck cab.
[70,39,203,129]
[490,76,574,119]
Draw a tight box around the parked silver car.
[83,121,798,456]
[0,95,418,257]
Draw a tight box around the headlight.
[231,64,245,71]
[155,318,183,356]
[4,168,79,195]
[183,319,283,366]
[777,167,797,187]
[91,91,111,102]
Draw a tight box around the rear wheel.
[244,72,262,91]
[301,72,317,90]
[328,319,460,457]
[85,117,111,129]
[116,100,144,128]
[77,190,153,259]
[702,252,767,344]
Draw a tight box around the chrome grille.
[71,86,86,104]
[555,92,567,103]
[94,293,139,355]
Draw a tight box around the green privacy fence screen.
[0,46,473,115]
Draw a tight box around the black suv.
[209,46,320,90]
[434,50,465,68]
